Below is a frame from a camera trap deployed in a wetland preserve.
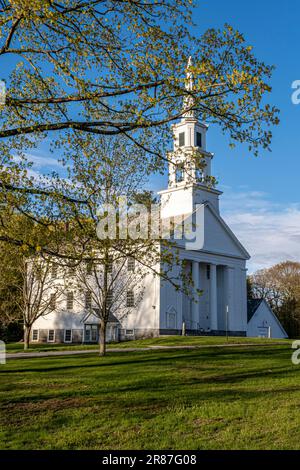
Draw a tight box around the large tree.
[0,1,280,347]
[0,1,278,144]
[0,1,279,255]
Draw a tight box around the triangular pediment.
[174,203,250,259]
[201,204,250,259]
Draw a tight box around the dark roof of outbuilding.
[247,299,263,322]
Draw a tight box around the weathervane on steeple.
[183,56,196,118]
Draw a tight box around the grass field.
[1,340,299,450]
[6,335,291,354]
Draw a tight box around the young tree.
[21,255,64,349]
[49,134,192,356]
[0,131,192,354]
[67,252,145,356]
[0,212,65,348]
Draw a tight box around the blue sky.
[187,0,300,271]
[191,0,296,204]
[149,1,300,271]
[7,0,300,271]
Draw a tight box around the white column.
[192,261,200,329]
[240,268,248,332]
[225,266,234,333]
[210,263,218,331]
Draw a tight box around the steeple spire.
[183,56,196,118]
[158,56,221,218]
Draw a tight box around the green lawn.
[1,342,299,449]
[6,335,291,353]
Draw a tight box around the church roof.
[247,298,263,322]
[93,309,120,323]
[81,309,120,324]
[247,298,288,337]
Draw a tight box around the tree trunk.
[24,325,31,350]
[99,321,106,357]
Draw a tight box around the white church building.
[30,59,287,344]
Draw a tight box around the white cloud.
[220,188,300,272]
[19,152,63,170]
[10,152,68,187]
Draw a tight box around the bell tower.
[159,57,222,219]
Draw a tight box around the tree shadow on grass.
[2,345,291,374]
[2,361,299,410]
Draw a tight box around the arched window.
[175,164,184,183]
[195,168,203,182]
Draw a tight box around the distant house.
[247,299,288,339]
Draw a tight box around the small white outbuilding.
[247,299,288,339]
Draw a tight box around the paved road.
[5,342,287,360]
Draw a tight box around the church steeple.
[158,57,222,218]
[168,56,213,188]
[183,56,196,119]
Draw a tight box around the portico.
[186,260,238,334]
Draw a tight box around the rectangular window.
[125,329,134,336]
[85,325,98,342]
[107,290,113,306]
[64,329,72,343]
[169,219,175,239]
[86,260,93,275]
[126,290,134,308]
[179,132,185,147]
[85,291,92,309]
[196,132,202,148]
[127,257,135,272]
[51,264,58,279]
[68,265,75,276]
[85,326,90,342]
[48,329,55,342]
[91,325,98,342]
[32,329,39,342]
[50,293,56,310]
[66,292,74,310]
[107,257,113,273]
[35,266,42,281]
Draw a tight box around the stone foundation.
[31,327,247,344]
